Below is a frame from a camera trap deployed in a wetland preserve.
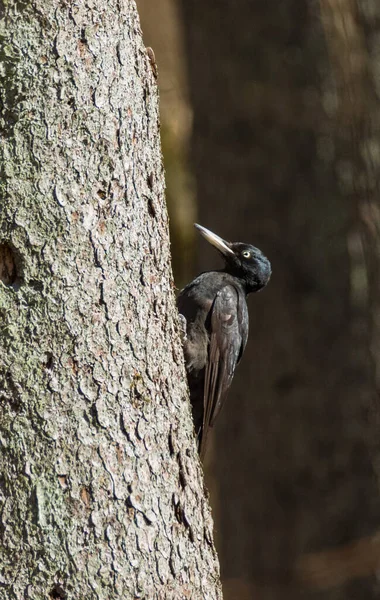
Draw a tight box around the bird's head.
[195,223,271,293]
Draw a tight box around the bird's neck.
[220,269,251,296]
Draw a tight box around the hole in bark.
[29,279,43,292]
[49,584,66,599]
[0,242,18,286]
[44,353,54,371]
[147,197,156,218]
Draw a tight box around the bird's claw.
[178,314,188,344]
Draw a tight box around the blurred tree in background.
[139,1,380,599]
[137,0,195,285]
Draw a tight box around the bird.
[177,224,271,460]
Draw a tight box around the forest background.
[137,1,380,598]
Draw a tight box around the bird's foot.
[178,314,187,344]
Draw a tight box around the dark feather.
[199,284,248,458]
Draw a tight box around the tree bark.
[180,1,380,599]
[0,1,222,598]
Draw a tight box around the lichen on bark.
[0,1,222,598]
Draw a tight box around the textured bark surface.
[0,1,222,598]
[180,1,380,599]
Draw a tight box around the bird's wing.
[200,284,248,459]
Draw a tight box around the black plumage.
[177,224,271,459]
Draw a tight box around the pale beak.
[194,223,234,256]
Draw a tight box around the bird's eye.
[242,250,251,258]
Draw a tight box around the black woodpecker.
[177,224,271,459]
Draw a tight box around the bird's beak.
[194,224,234,256]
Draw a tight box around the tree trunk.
[0,1,221,598]
[319,0,380,479]
[180,1,380,599]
